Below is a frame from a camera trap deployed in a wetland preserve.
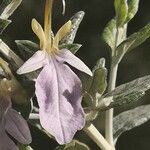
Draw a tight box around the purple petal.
[5,108,32,144]
[17,50,47,74]
[35,57,85,144]
[0,98,10,118]
[0,132,19,150]
[56,49,92,76]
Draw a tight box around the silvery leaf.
[60,11,85,44]
[98,75,150,111]
[0,0,22,19]
[113,105,150,143]
[15,40,39,60]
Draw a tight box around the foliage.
[0,0,150,150]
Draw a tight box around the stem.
[105,63,118,145]
[84,124,115,150]
[105,25,121,146]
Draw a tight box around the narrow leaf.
[0,39,23,67]
[0,40,37,80]
[114,23,150,64]
[0,0,22,19]
[15,40,39,60]
[98,75,150,111]
[114,0,128,26]
[103,19,117,50]
[125,0,139,23]
[113,105,150,142]
[60,11,85,44]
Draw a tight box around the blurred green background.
[1,0,150,149]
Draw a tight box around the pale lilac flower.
[0,98,32,150]
[17,0,92,144]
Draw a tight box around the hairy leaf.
[125,0,139,23]
[0,40,37,80]
[98,75,150,111]
[113,105,150,142]
[60,11,85,44]
[0,18,11,34]
[59,43,82,54]
[114,0,128,26]
[103,19,127,51]
[15,40,39,60]
[103,19,117,50]
[114,23,150,64]
[0,0,22,19]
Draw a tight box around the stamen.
[32,19,46,50]
[44,0,53,44]
[53,20,72,49]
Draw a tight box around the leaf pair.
[103,18,150,65]
[114,23,150,64]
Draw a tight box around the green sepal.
[114,0,128,27]
[89,58,107,99]
[59,43,82,54]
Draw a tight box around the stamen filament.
[44,0,53,45]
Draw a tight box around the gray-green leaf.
[0,18,11,34]
[15,40,39,60]
[59,43,82,54]
[98,75,150,111]
[103,19,117,50]
[103,19,127,51]
[0,0,22,19]
[114,23,150,64]
[125,0,139,23]
[60,11,85,44]
[114,0,128,27]
[113,105,150,143]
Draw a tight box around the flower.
[17,0,92,144]
[0,78,31,150]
